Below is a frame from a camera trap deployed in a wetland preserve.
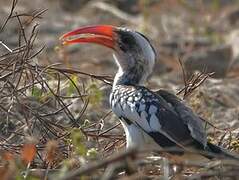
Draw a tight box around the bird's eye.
[121,35,130,44]
[116,29,138,52]
[121,33,136,45]
[118,41,127,52]
[119,35,136,51]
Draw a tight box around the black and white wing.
[154,89,207,147]
[111,85,207,151]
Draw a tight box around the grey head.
[60,25,156,86]
[113,27,156,86]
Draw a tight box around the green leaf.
[87,148,98,159]
[87,83,103,106]
[211,0,220,11]
[67,74,78,96]
[31,86,43,100]
[70,128,87,156]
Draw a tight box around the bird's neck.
[113,65,147,88]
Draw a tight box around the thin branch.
[57,148,137,180]
[0,0,18,31]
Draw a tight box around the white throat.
[112,54,153,88]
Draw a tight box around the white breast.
[120,119,160,150]
[110,89,161,150]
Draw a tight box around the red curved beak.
[60,25,116,50]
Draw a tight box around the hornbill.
[60,25,239,160]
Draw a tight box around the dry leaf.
[21,143,37,164]
[45,140,58,164]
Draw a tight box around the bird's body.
[111,85,197,150]
[61,25,239,160]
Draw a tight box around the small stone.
[105,0,140,15]
[183,45,232,78]
[58,0,90,12]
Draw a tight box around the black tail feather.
[207,142,239,160]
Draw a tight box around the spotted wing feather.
[110,85,206,150]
